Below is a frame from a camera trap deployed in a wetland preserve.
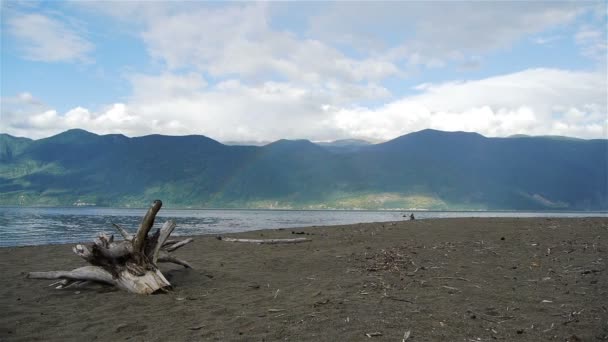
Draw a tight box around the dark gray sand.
[1,217,607,341]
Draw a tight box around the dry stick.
[432,276,470,282]
[162,239,179,247]
[386,296,415,303]
[133,200,162,253]
[165,238,194,252]
[158,255,193,268]
[111,223,133,240]
[62,280,92,289]
[219,237,311,244]
[152,220,176,264]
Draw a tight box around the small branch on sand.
[432,276,470,282]
[217,237,311,244]
[28,200,194,294]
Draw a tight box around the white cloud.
[6,12,93,63]
[575,25,608,61]
[327,69,607,140]
[3,68,606,141]
[309,2,594,66]
[0,92,143,138]
[135,3,399,85]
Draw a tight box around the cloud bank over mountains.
[1,2,606,141]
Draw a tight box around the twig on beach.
[441,285,460,291]
[432,276,470,282]
[386,296,415,303]
[365,332,382,337]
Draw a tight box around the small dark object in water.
[409,213,415,220]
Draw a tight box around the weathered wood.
[112,223,133,240]
[158,255,193,268]
[165,238,193,252]
[93,240,133,260]
[28,200,193,295]
[218,237,311,244]
[28,266,115,284]
[133,200,162,254]
[152,220,176,264]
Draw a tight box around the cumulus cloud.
[6,12,93,63]
[3,68,606,141]
[104,3,399,85]
[1,94,145,139]
[327,69,607,140]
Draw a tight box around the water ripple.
[0,207,605,247]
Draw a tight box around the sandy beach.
[1,217,607,341]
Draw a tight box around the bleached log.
[162,239,179,247]
[165,238,193,252]
[27,200,193,295]
[28,266,115,284]
[114,269,171,294]
[28,266,171,294]
[218,237,311,244]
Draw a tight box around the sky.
[1,1,607,142]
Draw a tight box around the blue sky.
[1,1,606,142]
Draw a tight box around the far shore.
[1,217,607,341]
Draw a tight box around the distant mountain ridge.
[0,129,606,210]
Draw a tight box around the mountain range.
[1,129,606,210]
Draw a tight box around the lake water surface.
[1,207,606,247]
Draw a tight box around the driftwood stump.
[28,200,193,294]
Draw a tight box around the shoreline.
[2,204,607,213]
[1,217,607,341]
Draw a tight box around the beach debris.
[217,237,311,244]
[441,285,460,291]
[432,276,470,282]
[402,330,411,341]
[365,332,382,337]
[313,299,330,306]
[27,200,194,294]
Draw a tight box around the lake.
[0,207,606,247]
